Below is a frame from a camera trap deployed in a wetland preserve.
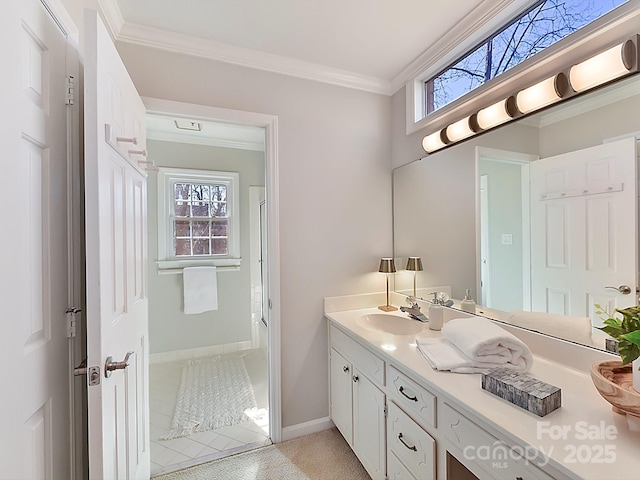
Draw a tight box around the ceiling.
[106,0,527,95]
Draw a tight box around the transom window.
[157,168,240,269]
[423,0,627,117]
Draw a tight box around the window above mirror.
[422,0,628,119]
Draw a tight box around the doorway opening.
[476,147,537,313]
[142,100,280,476]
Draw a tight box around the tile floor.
[149,348,271,476]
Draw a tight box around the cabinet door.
[353,370,386,480]
[330,348,353,444]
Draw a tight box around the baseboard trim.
[149,341,254,364]
[280,416,335,442]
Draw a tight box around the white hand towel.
[416,338,484,374]
[183,266,218,314]
[442,317,533,372]
[506,310,593,345]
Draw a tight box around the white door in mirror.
[531,137,637,328]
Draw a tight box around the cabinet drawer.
[387,401,435,480]
[440,403,553,480]
[387,365,436,428]
[330,325,384,385]
[387,450,417,480]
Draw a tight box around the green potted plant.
[596,304,640,392]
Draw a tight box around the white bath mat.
[162,353,257,440]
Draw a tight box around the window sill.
[156,258,242,275]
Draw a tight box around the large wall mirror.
[393,73,640,351]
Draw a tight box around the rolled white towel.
[507,310,593,345]
[442,317,533,372]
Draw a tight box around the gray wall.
[479,159,524,312]
[539,92,640,157]
[147,140,264,354]
[116,42,392,429]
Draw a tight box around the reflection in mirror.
[393,74,640,351]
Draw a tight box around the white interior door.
[84,10,150,479]
[0,0,72,478]
[530,137,637,326]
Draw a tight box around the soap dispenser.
[461,289,476,313]
[428,292,443,331]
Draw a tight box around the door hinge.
[65,75,75,105]
[384,404,388,417]
[66,307,82,338]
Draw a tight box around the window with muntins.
[423,0,627,118]
[157,168,240,269]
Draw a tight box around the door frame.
[142,97,282,442]
[475,147,538,311]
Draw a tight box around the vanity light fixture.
[378,258,397,312]
[420,35,639,155]
[569,39,637,92]
[406,256,423,298]
[445,115,477,143]
[422,129,448,153]
[516,73,569,114]
[476,97,517,130]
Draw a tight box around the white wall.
[147,140,264,354]
[115,43,392,428]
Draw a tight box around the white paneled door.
[84,11,150,479]
[0,0,72,478]
[531,137,637,326]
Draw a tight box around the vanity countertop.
[325,306,640,480]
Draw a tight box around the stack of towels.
[416,317,533,374]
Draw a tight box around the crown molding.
[97,0,124,40]
[390,0,530,93]
[147,130,265,152]
[111,21,392,95]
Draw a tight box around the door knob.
[105,351,134,378]
[605,285,632,295]
[352,374,359,383]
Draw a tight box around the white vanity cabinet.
[329,325,386,480]
[439,402,554,480]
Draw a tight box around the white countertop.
[325,306,640,480]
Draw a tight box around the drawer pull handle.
[399,386,418,402]
[342,365,349,373]
[398,433,417,452]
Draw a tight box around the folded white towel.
[416,338,483,374]
[416,317,533,374]
[507,310,593,345]
[183,266,218,314]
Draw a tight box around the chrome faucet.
[400,297,428,322]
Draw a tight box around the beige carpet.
[153,427,371,480]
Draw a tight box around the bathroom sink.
[357,313,423,335]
